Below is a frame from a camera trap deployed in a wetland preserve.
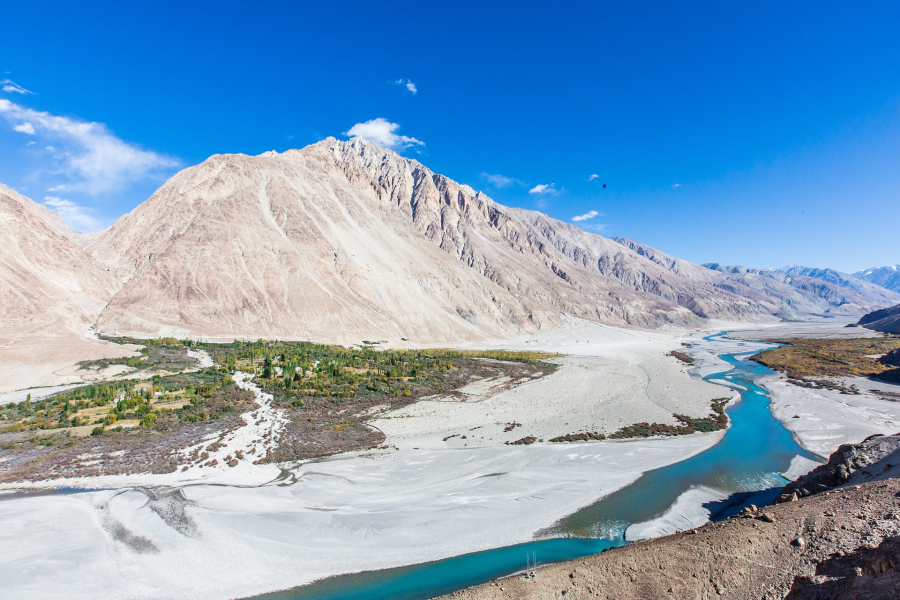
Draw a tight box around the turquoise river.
[249,332,819,600]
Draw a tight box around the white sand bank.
[0,331,141,394]
[0,434,720,600]
[624,485,728,541]
[764,374,900,457]
[371,315,734,450]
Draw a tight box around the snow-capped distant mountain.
[853,265,900,294]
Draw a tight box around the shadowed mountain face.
[859,303,900,335]
[854,265,900,294]
[80,138,778,342]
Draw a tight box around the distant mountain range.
[853,265,900,294]
[2,137,899,345]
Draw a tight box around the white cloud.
[345,118,424,151]
[481,173,520,188]
[0,99,179,193]
[43,196,101,231]
[572,210,600,222]
[394,79,418,94]
[529,183,557,194]
[1,80,33,95]
[47,184,69,192]
[672,183,682,188]
[580,223,607,233]
[13,122,35,134]
[588,174,599,181]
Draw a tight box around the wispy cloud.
[394,79,418,94]
[13,122,35,134]
[529,183,557,194]
[588,174,599,181]
[481,173,522,188]
[1,79,34,95]
[345,118,424,151]
[572,210,600,222]
[43,196,100,231]
[672,183,682,188]
[580,223,607,233]
[0,99,179,194]
[47,184,69,192]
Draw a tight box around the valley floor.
[1,317,899,599]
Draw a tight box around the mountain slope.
[858,303,900,334]
[610,237,900,317]
[854,265,900,294]
[86,137,774,343]
[0,184,138,393]
[771,265,900,308]
[0,184,118,336]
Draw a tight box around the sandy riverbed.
[3,316,889,600]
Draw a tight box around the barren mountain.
[0,184,117,337]
[0,184,135,392]
[85,137,776,343]
[702,262,900,317]
[610,237,900,317]
[855,265,900,294]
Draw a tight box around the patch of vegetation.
[609,398,730,439]
[506,436,537,445]
[547,399,731,443]
[751,336,900,386]
[0,368,248,437]
[549,431,606,443]
[1,337,558,479]
[186,338,556,461]
[668,350,694,365]
[80,336,198,374]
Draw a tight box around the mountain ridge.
[82,137,776,342]
[4,137,898,347]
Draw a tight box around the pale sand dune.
[0,435,720,600]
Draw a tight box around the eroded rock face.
[776,433,900,503]
[786,536,900,600]
[82,137,782,342]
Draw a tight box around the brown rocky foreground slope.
[443,436,900,600]
[442,479,900,600]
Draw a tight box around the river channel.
[250,332,818,600]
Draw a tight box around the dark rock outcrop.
[880,348,900,367]
[858,303,900,334]
[776,433,900,503]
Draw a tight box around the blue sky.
[1,2,898,272]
